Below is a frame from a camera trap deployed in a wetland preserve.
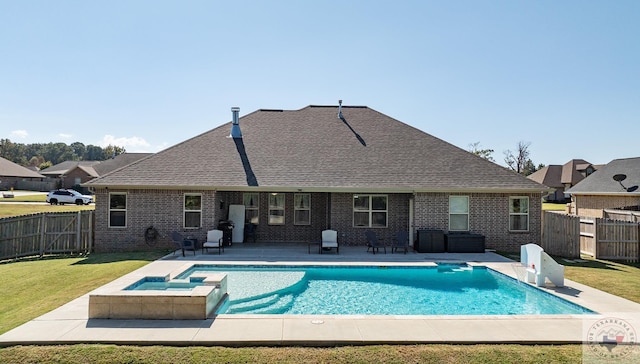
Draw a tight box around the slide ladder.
[520,243,564,287]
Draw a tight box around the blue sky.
[1,1,638,166]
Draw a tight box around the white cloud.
[10,130,28,139]
[100,135,151,149]
[58,133,73,139]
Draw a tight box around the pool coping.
[1,246,639,347]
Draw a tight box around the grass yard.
[1,252,639,363]
[563,258,640,303]
[0,343,582,364]
[0,191,94,218]
[0,252,166,335]
[0,203,94,218]
[542,202,567,211]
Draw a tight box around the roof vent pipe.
[338,100,343,119]
[230,107,242,138]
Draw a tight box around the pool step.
[227,294,294,314]
[250,294,294,314]
[227,294,280,313]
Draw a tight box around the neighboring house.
[40,154,152,190]
[527,159,598,202]
[0,156,46,191]
[85,104,550,253]
[566,157,640,218]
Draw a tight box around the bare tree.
[504,141,531,174]
[468,142,495,162]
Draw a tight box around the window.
[243,193,259,224]
[353,195,387,227]
[184,194,202,229]
[268,193,285,225]
[109,192,127,228]
[509,196,529,231]
[294,194,311,225]
[449,196,469,231]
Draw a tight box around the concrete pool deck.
[1,243,640,347]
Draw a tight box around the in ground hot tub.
[88,273,227,320]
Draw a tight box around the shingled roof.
[40,161,99,177]
[87,105,548,193]
[527,165,564,189]
[567,157,640,195]
[0,156,44,178]
[527,159,595,189]
[40,153,152,178]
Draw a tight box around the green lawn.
[2,252,639,363]
[0,192,94,218]
[542,202,567,211]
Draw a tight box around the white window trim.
[268,193,285,225]
[184,193,202,229]
[509,196,530,232]
[108,192,127,228]
[353,194,388,228]
[243,193,259,224]
[294,193,311,226]
[449,195,469,231]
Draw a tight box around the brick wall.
[63,169,93,189]
[93,188,541,253]
[330,193,410,246]
[94,188,220,252]
[574,195,640,218]
[414,192,542,252]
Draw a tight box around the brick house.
[0,156,46,191]
[86,104,549,253]
[567,157,640,218]
[527,159,599,202]
[41,153,152,190]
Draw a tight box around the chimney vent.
[338,100,343,119]
[230,107,242,138]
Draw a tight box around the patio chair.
[365,230,386,254]
[391,230,409,254]
[203,229,225,255]
[171,231,196,257]
[320,229,339,254]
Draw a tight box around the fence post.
[593,217,601,259]
[39,213,46,257]
[76,211,81,252]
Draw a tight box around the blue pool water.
[164,264,594,316]
[124,276,204,291]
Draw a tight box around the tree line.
[468,141,544,176]
[0,139,126,170]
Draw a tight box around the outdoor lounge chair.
[203,229,224,255]
[320,229,339,254]
[365,230,386,254]
[391,230,409,254]
[171,231,196,257]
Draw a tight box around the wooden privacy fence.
[542,211,640,262]
[0,211,93,261]
[604,209,640,222]
[542,211,580,258]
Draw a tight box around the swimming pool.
[161,264,593,316]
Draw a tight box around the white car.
[46,189,93,205]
